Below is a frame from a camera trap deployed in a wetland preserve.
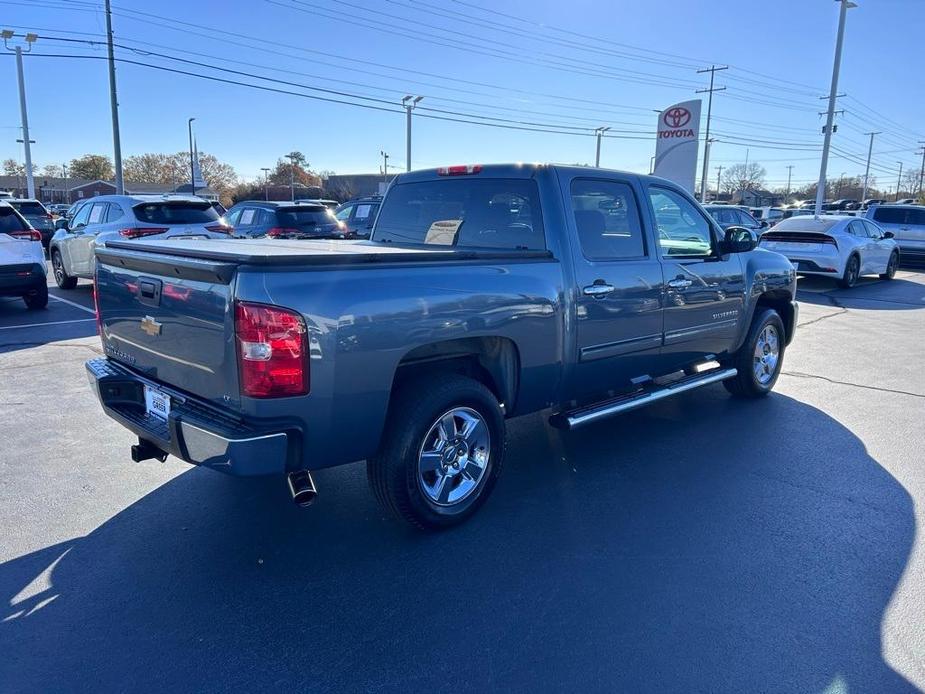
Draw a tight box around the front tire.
[367,374,505,530]
[838,254,860,289]
[51,250,77,289]
[723,308,786,398]
[880,251,898,280]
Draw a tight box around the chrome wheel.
[418,407,490,507]
[52,253,65,284]
[753,324,780,386]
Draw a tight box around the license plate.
[144,384,171,421]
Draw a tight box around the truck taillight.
[235,301,309,398]
[437,164,483,176]
[119,227,169,239]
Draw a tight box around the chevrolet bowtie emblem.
[140,315,162,336]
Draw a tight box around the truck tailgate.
[95,246,241,408]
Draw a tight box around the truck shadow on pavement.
[0,389,916,692]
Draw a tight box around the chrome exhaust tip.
[287,470,317,507]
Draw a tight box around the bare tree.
[721,162,766,193]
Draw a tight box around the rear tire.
[367,374,505,530]
[24,283,48,310]
[723,308,785,399]
[838,254,860,289]
[51,250,77,289]
[880,251,898,280]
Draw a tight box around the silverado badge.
[140,315,162,336]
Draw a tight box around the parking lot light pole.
[261,167,271,201]
[861,131,880,202]
[187,118,196,193]
[402,96,423,172]
[594,127,610,167]
[62,162,69,203]
[380,151,389,183]
[3,30,37,199]
[814,0,856,219]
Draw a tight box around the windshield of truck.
[133,201,221,225]
[373,178,545,250]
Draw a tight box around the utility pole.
[286,153,296,201]
[3,31,37,199]
[104,0,124,194]
[594,126,610,167]
[814,0,856,218]
[785,165,794,197]
[715,165,723,200]
[696,64,728,204]
[62,162,69,203]
[261,167,271,201]
[380,151,390,183]
[861,131,880,202]
[402,95,423,172]
[895,161,903,201]
[917,142,925,200]
[187,118,196,193]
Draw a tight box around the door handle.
[667,278,693,289]
[583,283,615,297]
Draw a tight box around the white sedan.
[758,215,899,288]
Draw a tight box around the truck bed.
[102,238,552,266]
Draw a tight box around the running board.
[549,367,738,430]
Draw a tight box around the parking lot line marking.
[48,294,96,315]
[0,318,96,331]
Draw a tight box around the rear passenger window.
[239,209,256,225]
[106,204,123,223]
[908,208,925,226]
[873,207,904,225]
[569,179,645,260]
[373,178,545,250]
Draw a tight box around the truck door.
[645,185,746,367]
[564,175,665,401]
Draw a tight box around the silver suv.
[863,204,925,260]
[49,195,232,289]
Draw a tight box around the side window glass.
[239,208,256,225]
[71,203,92,228]
[862,220,881,238]
[225,209,242,225]
[106,204,124,223]
[569,179,645,260]
[87,203,106,225]
[908,208,925,226]
[335,205,353,221]
[354,204,372,222]
[648,187,714,257]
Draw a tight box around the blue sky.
[1,0,922,192]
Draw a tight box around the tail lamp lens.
[235,302,309,398]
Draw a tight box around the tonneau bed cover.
[100,238,552,266]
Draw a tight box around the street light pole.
[380,151,389,183]
[62,162,69,203]
[861,131,880,202]
[3,31,37,199]
[785,165,794,198]
[402,95,423,172]
[594,126,610,167]
[104,0,124,194]
[261,167,271,201]
[814,0,856,218]
[895,161,903,201]
[187,118,196,193]
[715,165,723,200]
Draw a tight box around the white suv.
[0,201,47,309]
[49,195,232,289]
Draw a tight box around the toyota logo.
[663,107,691,128]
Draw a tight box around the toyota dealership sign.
[653,99,702,193]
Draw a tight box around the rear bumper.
[0,262,45,296]
[86,357,295,476]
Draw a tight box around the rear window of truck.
[373,179,545,250]
[133,202,221,225]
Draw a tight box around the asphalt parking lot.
[1,267,924,692]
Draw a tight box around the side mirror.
[759,220,769,229]
[55,218,68,231]
[721,226,758,254]
[882,231,894,239]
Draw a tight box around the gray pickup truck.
[87,164,797,529]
